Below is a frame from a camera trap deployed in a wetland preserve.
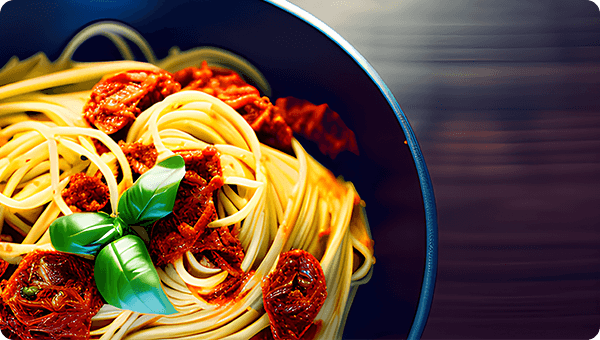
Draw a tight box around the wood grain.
[288,0,600,338]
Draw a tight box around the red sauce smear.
[61,173,109,212]
[0,251,103,340]
[84,69,180,134]
[91,138,110,156]
[262,249,327,340]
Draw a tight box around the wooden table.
[288,0,600,338]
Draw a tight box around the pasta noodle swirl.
[0,21,374,340]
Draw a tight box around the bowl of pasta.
[0,1,437,339]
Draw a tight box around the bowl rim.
[0,0,438,336]
[263,1,439,338]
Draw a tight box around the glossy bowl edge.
[263,1,439,339]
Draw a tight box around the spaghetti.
[0,22,374,340]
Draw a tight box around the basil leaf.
[50,212,126,256]
[94,234,177,315]
[118,155,185,226]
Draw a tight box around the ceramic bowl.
[0,1,438,339]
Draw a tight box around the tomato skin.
[262,249,327,340]
[0,251,103,340]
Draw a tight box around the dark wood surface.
[288,1,600,339]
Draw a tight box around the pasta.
[0,22,374,340]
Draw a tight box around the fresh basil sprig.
[118,155,186,226]
[50,212,126,256]
[50,154,185,315]
[94,235,178,314]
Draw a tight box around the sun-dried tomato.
[174,63,293,151]
[149,172,223,266]
[0,251,103,340]
[172,63,212,89]
[174,62,260,110]
[147,218,188,267]
[148,146,249,307]
[275,97,359,159]
[148,146,225,266]
[61,173,109,213]
[178,147,222,180]
[175,62,358,158]
[118,141,158,175]
[262,249,327,340]
[84,69,181,134]
[242,97,293,152]
[191,226,245,277]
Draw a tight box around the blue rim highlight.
[264,1,439,339]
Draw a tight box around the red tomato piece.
[275,97,359,159]
[84,69,180,134]
[118,141,158,175]
[0,251,103,340]
[61,173,109,212]
[262,249,327,340]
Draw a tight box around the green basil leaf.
[94,234,177,315]
[118,155,185,226]
[50,212,126,256]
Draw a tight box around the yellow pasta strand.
[0,29,375,340]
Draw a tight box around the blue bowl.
[0,1,438,338]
